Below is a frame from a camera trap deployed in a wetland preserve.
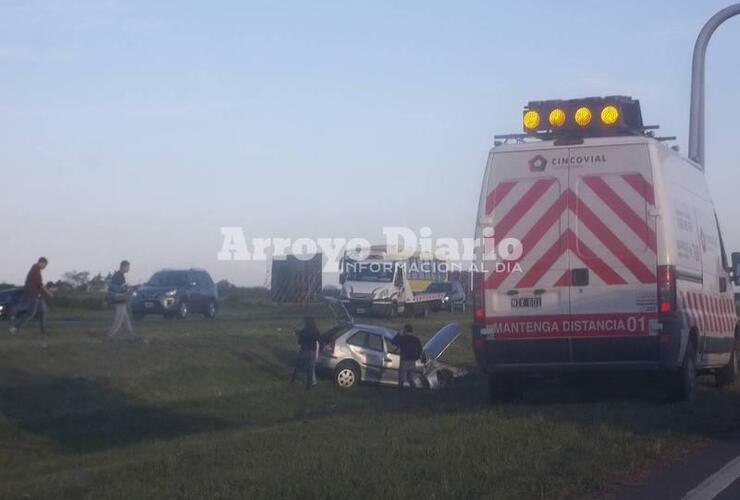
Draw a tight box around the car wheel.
[667,342,697,402]
[716,346,738,388]
[176,301,189,320]
[203,300,217,319]
[335,362,360,388]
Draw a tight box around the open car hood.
[423,323,461,361]
[324,297,354,327]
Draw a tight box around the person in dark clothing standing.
[391,324,423,389]
[291,316,322,390]
[107,260,135,338]
[9,257,53,335]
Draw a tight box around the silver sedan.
[317,299,467,389]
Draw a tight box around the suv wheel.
[203,300,217,319]
[335,362,359,388]
[176,301,189,320]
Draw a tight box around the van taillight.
[473,272,486,324]
[657,265,676,315]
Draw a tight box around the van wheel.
[667,342,697,402]
[335,362,360,388]
[488,374,521,403]
[716,348,738,388]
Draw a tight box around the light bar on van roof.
[522,96,644,137]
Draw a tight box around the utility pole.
[688,3,740,169]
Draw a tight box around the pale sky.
[2,0,740,286]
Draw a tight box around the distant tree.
[217,279,236,295]
[62,270,91,291]
[88,273,107,292]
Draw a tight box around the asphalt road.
[612,432,740,500]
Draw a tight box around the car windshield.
[147,271,189,287]
[345,260,395,283]
[426,282,452,293]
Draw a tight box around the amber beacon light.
[521,96,644,137]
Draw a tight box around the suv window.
[147,271,189,287]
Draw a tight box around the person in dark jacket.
[9,257,53,335]
[107,260,135,338]
[391,324,423,389]
[291,316,322,390]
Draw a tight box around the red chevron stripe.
[493,178,556,239]
[681,292,692,330]
[621,173,655,206]
[486,190,567,289]
[689,293,702,332]
[515,232,567,288]
[485,180,517,214]
[700,294,708,332]
[567,233,628,285]
[515,230,627,288]
[569,191,656,283]
[582,176,657,252]
[720,297,732,332]
[554,270,570,287]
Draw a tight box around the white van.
[472,96,739,402]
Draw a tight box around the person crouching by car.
[391,324,423,390]
[291,316,322,390]
[107,260,135,338]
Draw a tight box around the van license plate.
[356,308,366,314]
[511,297,542,308]
[145,302,155,309]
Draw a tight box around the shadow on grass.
[315,369,740,440]
[0,369,236,453]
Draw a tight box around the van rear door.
[481,147,570,336]
[567,144,658,342]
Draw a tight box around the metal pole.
[688,3,740,168]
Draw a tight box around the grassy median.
[0,304,738,499]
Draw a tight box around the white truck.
[339,247,448,318]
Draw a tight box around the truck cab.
[339,258,413,316]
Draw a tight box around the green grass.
[1,304,739,500]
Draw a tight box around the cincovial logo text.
[550,154,606,167]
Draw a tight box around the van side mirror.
[732,252,740,285]
[339,273,346,285]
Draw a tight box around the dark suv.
[0,288,31,321]
[131,269,218,320]
[426,281,467,312]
